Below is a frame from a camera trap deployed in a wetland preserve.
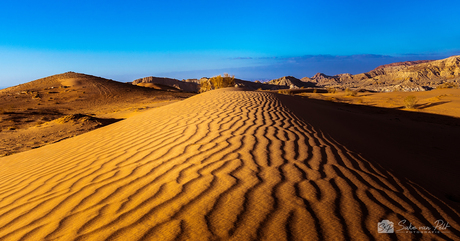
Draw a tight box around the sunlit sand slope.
[0,89,459,240]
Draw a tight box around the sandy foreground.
[0,89,459,240]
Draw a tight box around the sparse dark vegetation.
[277,89,292,95]
[199,79,212,93]
[199,74,235,93]
[345,88,358,96]
[404,95,418,109]
[327,87,337,93]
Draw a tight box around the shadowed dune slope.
[276,93,460,204]
[0,89,459,240]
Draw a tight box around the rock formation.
[266,76,316,89]
[301,55,460,92]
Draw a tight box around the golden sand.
[0,89,458,240]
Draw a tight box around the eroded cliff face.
[301,55,460,92]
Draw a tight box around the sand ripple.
[0,89,459,240]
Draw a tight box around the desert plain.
[0,72,460,240]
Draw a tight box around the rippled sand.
[0,89,458,240]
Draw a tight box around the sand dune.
[0,89,459,240]
[0,72,193,156]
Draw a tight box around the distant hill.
[1,72,193,111]
[132,76,200,92]
[265,76,316,88]
[131,76,286,92]
[3,72,156,95]
[0,72,194,156]
[373,60,433,70]
[300,55,460,92]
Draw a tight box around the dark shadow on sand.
[416,101,451,110]
[276,93,460,211]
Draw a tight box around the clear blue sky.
[1,0,460,87]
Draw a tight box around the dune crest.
[0,89,458,240]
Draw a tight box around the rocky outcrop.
[302,73,340,86]
[132,77,199,92]
[375,60,433,70]
[374,60,433,70]
[301,55,460,92]
[266,76,316,88]
[182,78,202,84]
